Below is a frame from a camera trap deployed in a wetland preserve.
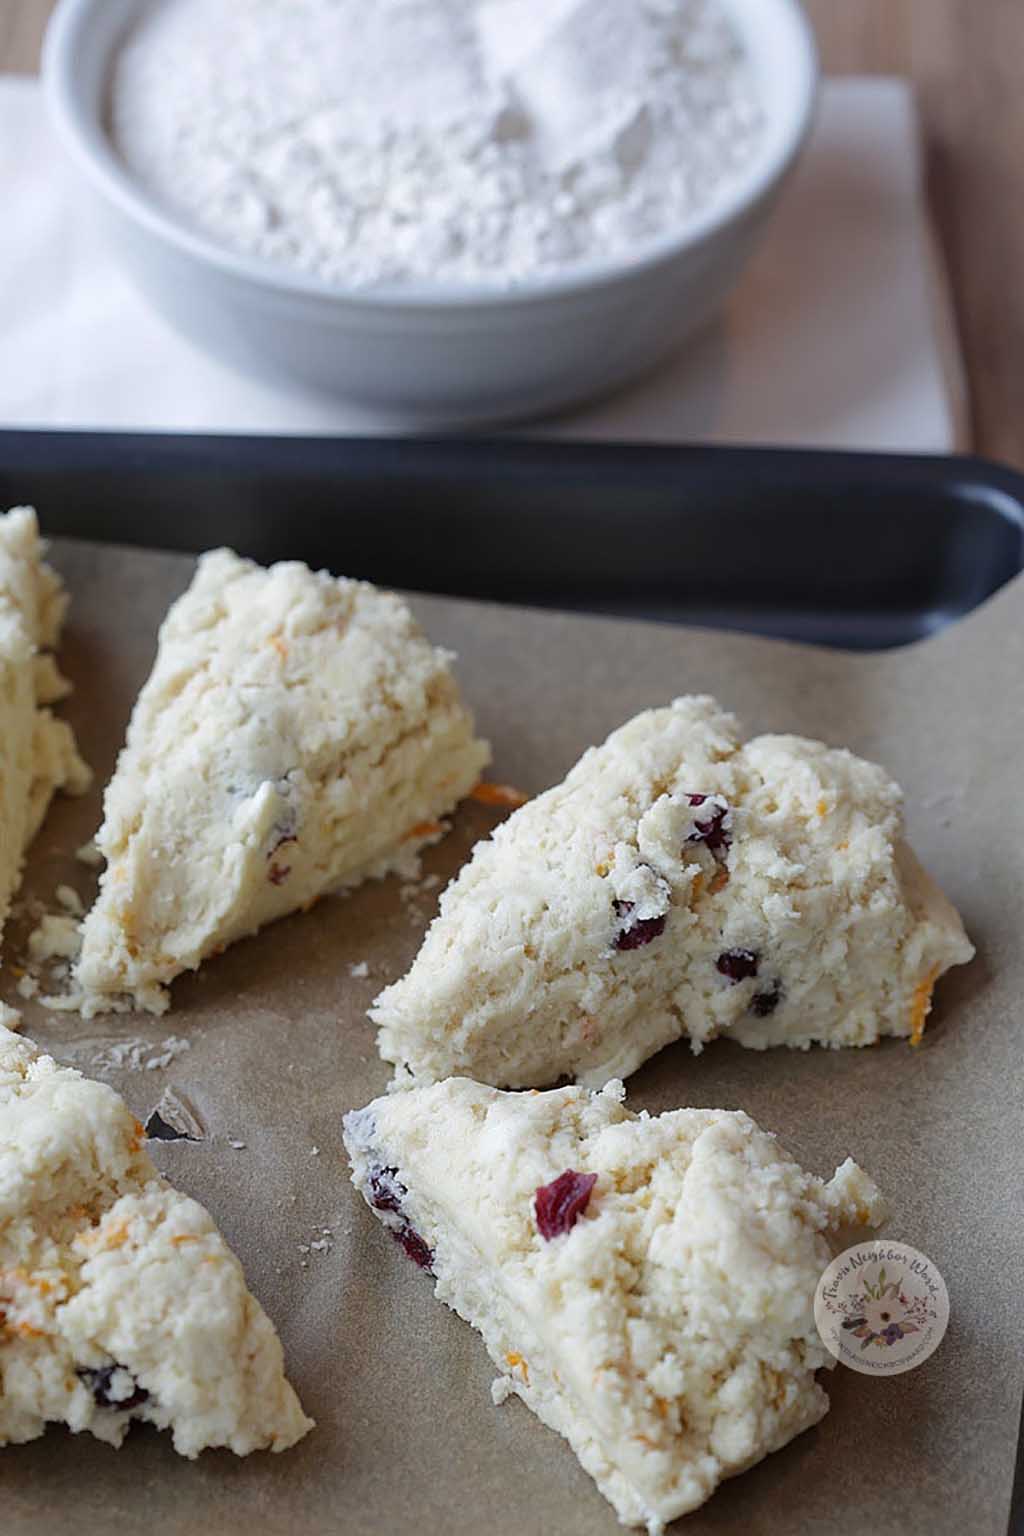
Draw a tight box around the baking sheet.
[4,430,1024,645]
[4,537,1022,1536]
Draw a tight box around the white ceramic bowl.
[44,0,818,427]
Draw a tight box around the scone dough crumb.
[374,695,974,1088]
[345,1076,886,1531]
[72,548,488,1015]
[0,1023,312,1456]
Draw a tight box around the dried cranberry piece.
[366,1165,433,1271]
[717,948,759,982]
[267,862,291,885]
[612,900,667,951]
[534,1170,598,1240]
[393,1225,434,1271]
[76,1364,149,1411]
[368,1165,406,1214]
[684,793,731,858]
[750,982,782,1017]
[266,798,299,859]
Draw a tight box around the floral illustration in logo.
[814,1242,950,1376]
[837,1265,932,1351]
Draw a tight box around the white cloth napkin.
[0,75,965,450]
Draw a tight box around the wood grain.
[806,0,1024,468]
[4,0,1023,467]
[0,0,49,74]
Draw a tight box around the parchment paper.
[4,539,1022,1536]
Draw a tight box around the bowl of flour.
[44,0,817,424]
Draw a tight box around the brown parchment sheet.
[3,538,1023,1536]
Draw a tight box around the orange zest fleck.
[653,1397,670,1420]
[269,632,288,661]
[578,1015,599,1045]
[708,867,730,896]
[170,1234,200,1246]
[836,839,849,852]
[505,1351,530,1385]
[690,871,705,902]
[816,798,829,817]
[403,820,443,842]
[80,1220,129,1252]
[909,967,940,1046]
[470,781,529,810]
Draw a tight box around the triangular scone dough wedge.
[0,1021,313,1455]
[344,1077,886,1532]
[74,548,490,1015]
[0,507,91,951]
[373,695,974,1088]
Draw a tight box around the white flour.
[111,0,762,288]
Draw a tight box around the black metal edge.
[1009,1388,1024,1536]
[0,429,1023,510]
[0,430,1020,562]
[2,432,1023,654]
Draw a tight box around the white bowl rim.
[43,0,819,312]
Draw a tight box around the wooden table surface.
[3,0,1022,468]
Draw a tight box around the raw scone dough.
[0,1020,313,1455]
[74,548,490,1014]
[0,507,90,951]
[373,695,974,1088]
[344,1076,886,1533]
